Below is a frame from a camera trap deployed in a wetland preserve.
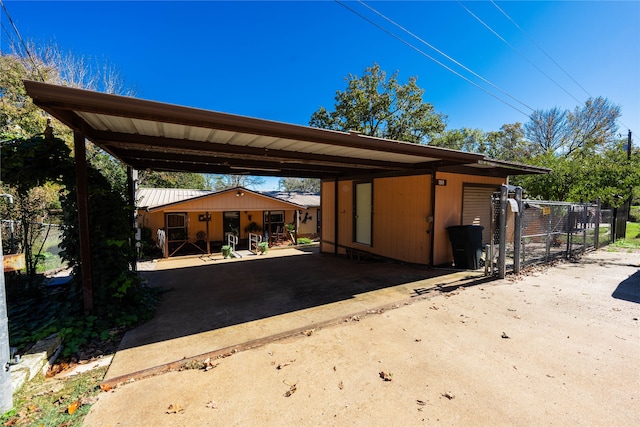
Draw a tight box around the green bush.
[629,205,639,222]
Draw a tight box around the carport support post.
[498,185,507,279]
[127,166,138,272]
[513,186,523,274]
[75,131,94,313]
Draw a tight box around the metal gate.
[489,185,614,278]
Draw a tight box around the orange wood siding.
[433,172,505,266]
[371,175,432,264]
[336,180,353,255]
[321,181,336,253]
[297,208,318,236]
[158,191,296,212]
[324,175,432,264]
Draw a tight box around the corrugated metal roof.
[136,187,318,210]
[261,191,320,207]
[136,188,214,209]
[24,80,550,178]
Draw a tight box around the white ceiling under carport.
[23,80,549,179]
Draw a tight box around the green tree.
[430,127,487,153]
[309,63,446,144]
[513,141,639,207]
[484,123,533,162]
[139,170,209,189]
[278,178,320,192]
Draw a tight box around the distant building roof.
[261,191,320,207]
[137,187,320,210]
[136,188,214,209]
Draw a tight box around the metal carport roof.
[23,80,548,178]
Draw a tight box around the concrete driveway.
[84,248,640,427]
[104,246,485,383]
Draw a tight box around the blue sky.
[2,1,639,190]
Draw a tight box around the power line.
[490,0,592,100]
[488,0,633,134]
[0,0,45,81]
[335,0,532,120]
[357,0,534,113]
[457,1,584,107]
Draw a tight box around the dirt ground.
[84,249,640,426]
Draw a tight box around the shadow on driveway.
[612,270,640,304]
[122,248,458,351]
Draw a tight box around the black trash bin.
[446,225,484,269]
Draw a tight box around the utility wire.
[457,1,583,107]
[0,0,45,81]
[490,0,592,100]
[335,0,532,119]
[1,21,16,54]
[489,0,633,134]
[358,0,534,113]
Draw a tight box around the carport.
[23,80,547,312]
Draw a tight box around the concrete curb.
[10,334,62,393]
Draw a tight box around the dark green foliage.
[309,63,446,144]
[3,134,161,358]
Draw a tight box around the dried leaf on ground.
[416,399,427,406]
[66,400,81,415]
[379,371,393,381]
[166,403,184,414]
[283,383,297,397]
[442,392,455,400]
[276,359,296,370]
[303,329,315,336]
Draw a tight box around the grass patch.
[1,366,107,427]
[611,222,640,249]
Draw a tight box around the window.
[264,211,285,233]
[166,213,187,241]
[354,182,372,246]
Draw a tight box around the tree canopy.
[208,174,265,191]
[278,178,320,193]
[309,63,446,144]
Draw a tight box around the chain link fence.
[489,186,617,277]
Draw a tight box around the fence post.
[594,198,601,249]
[582,205,587,253]
[498,185,508,279]
[513,187,522,274]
